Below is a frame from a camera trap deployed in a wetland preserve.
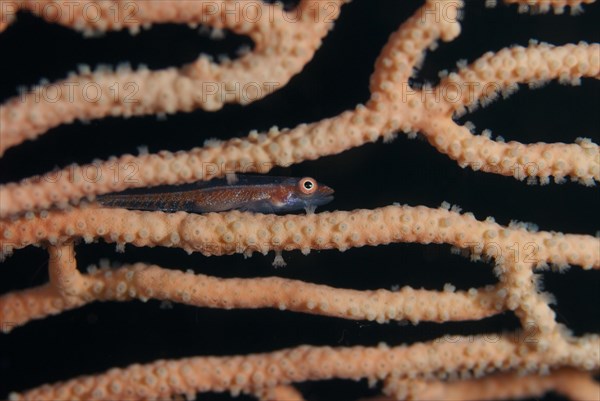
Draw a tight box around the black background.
[0,1,599,400]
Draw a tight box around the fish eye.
[299,177,317,195]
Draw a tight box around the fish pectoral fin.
[237,200,275,214]
[304,205,317,214]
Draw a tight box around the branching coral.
[0,0,599,400]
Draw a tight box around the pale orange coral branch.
[1,1,598,400]
[0,0,347,155]
[380,368,600,401]
[2,205,598,269]
[0,253,503,332]
[8,335,599,401]
[1,40,598,216]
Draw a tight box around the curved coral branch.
[9,335,600,401]
[1,98,598,218]
[1,1,598,400]
[0,0,346,155]
[0,259,502,332]
[0,110,378,217]
[437,43,600,115]
[256,385,306,401]
[423,118,599,185]
[1,7,598,216]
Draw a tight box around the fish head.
[282,177,334,212]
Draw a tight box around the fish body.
[96,175,334,214]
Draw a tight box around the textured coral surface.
[0,1,598,400]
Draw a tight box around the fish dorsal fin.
[102,175,294,197]
[194,174,294,189]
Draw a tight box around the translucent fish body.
[96,175,334,214]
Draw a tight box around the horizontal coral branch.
[2,205,598,269]
[0,258,503,332]
[381,368,600,401]
[9,335,599,401]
